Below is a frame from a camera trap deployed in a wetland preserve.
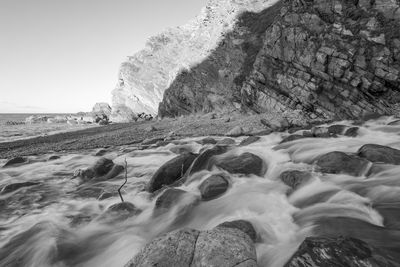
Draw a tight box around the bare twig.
[118,158,128,202]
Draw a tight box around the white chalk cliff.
[111,0,279,118]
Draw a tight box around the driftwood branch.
[118,158,128,202]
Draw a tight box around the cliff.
[158,0,400,119]
[111,0,280,117]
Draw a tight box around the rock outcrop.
[112,0,282,119]
[158,0,400,120]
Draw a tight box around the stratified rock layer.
[159,0,400,119]
[112,0,280,118]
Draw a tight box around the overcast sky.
[0,0,206,113]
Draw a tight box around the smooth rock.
[358,144,400,165]
[315,151,370,176]
[239,136,260,146]
[213,152,266,176]
[280,135,306,144]
[344,127,359,137]
[199,174,230,200]
[225,126,245,137]
[197,137,217,145]
[147,153,197,192]
[279,170,312,190]
[185,146,228,177]
[217,138,236,146]
[3,157,27,168]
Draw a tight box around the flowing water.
[1,117,400,266]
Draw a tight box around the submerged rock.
[280,135,306,144]
[199,174,230,201]
[146,153,197,192]
[3,157,27,168]
[217,138,236,146]
[315,151,370,176]
[285,236,396,267]
[344,127,359,137]
[197,137,218,145]
[185,146,228,177]
[213,152,266,176]
[357,144,400,165]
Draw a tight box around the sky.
[0,0,207,113]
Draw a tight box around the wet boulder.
[344,127,359,137]
[239,136,260,146]
[2,157,27,168]
[185,146,228,177]
[197,137,217,145]
[315,151,370,176]
[279,170,312,190]
[212,152,266,176]
[216,220,257,242]
[357,144,400,165]
[388,119,400,126]
[225,126,245,137]
[126,226,257,267]
[327,124,347,135]
[146,153,197,193]
[199,174,230,201]
[192,227,257,267]
[280,134,306,144]
[100,202,141,222]
[285,236,396,267]
[217,138,236,146]
[48,155,60,161]
[125,229,200,267]
[1,182,40,194]
[74,158,124,181]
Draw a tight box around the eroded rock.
[357,144,400,165]
[315,151,370,176]
[199,174,230,201]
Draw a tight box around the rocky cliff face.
[112,0,280,117]
[159,0,400,119]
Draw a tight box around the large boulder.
[99,202,141,223]
[191,227,257,267]
[92,102,111,116]
[285,236,397,267]
[125,229,200,267]
[198,174,230,201]
[216,220,257,242]
[315,151,370,176]
[74,158,124,181]
[125,226,257,267]
[2,157,27,168]
[185,146,228,177]
[146,153,198,193]
[110,104,138,123]
[357,144,400,165]
[279,170,312,190]
[212,152,266,176]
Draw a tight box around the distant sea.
[0,113,92,143]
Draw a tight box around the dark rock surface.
[3,157,27,167]
[212,152,266,176]
[198,174,230,201]
[185,146,228,177]
[285,236,397,267]
[146,153,197,192]
[74,158,124,181]
[357,144,400,164]
[279,170,312,190]
[159,0,400,120]
[345,127,359,137]
[239,136,261,146]
[315,151,370,176]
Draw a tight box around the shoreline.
[0,113,280,159]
